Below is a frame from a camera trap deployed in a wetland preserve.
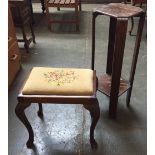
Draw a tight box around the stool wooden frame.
[15,70,100,149]
[44,0,81,31]
[91,3,146,118]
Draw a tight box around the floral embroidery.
[43,69,78,86]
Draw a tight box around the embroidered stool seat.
[22,67,94,96]
[15,67,100,149]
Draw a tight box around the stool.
[9,0,36,53]
[91,3,145,118]
[44,0,81,31]
[15,67,100,149]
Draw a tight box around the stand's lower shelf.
[98,74,131,97]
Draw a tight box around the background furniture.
[9,0,36,53]
[44,0,81,31]
[129,0,147,35]
[91,3,145,118]
[8,5,21,89]
[15,68,100,149]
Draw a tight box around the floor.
[8,4,147,155]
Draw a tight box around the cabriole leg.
[84,98,100,149]
[15,102,34,148]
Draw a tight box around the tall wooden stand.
[91,3,145,118]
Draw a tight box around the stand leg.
[106,17,117,74]
[126,12,146,106]
[15,102,34,148]
[91,12,98,70]
[129,17,134,35]
[109,18,128,118]
[83,98,100,149]
[37,103,43,117]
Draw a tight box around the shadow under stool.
[15,67,100,149]
[91,3,146,118]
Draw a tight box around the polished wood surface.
[8,5,21,89]
[98,74,130,97]
[92,3,145,118]
[94,3,143,18]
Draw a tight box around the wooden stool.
[9,0,36,53]
[91,3,145,118]
[44,0,81,31]
[15,67,100,149]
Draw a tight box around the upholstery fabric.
[22,67,94,95]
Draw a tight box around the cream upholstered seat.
[22,67,94,96]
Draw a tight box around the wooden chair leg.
[75,5,79,31]
[40,0,45,13]
[30,22,36,44]
[44,3,51,31]
[21,26,29,53]
[37,103,43,117]
[83,98,100,149]
[15,102,34,148]
[79,2,82,11]
[57,7,60,11]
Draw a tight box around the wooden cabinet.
[8,5,21,89]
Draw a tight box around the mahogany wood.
[92,3,145,118]
[8,5,21,89]
[15,70,100,149]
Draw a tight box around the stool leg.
[15,102,34,148]
[126,12,146,106]
[109,18,128,118]
[37,103,43,117]
[83,98,100,149]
